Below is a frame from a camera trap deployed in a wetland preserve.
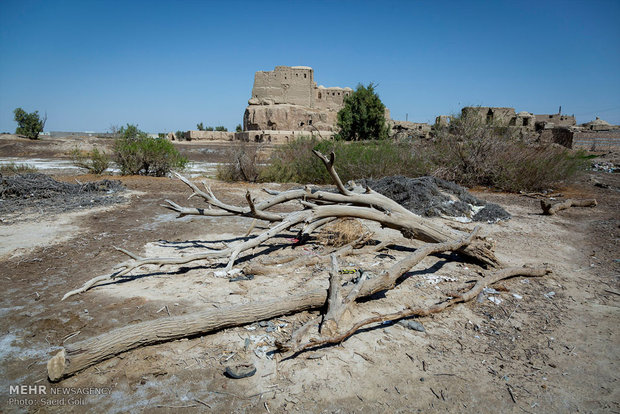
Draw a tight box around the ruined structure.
[389,120,432,139]
[243,66,352,136]
[460,107,536,130]
[534,113,576,129]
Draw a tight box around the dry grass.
[317,218,370,247]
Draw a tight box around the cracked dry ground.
[1,171,618,414]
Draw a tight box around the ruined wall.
[538,128,574,148]
[314,86,352,110]
[389,120,431,139]
[534,114,576,128]
[187,131,235,141]
[461,107,517,125]
[243,104,339,132]
[573,130,620,150]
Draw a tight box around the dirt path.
[0,168,618,413]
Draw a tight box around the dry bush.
[317,218,370,247]
[0,162,37,176]
[216,141,265,182]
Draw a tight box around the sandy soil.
[0,136,618,413]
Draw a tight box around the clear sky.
[0,0,619,133]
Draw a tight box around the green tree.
[13,107,46,139]
[215,126,228,132]
[205,126,214,131]
[197,122,205,131]
[336,83,389,141]
[235,124,243,132]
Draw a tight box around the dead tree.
[62,150,499,301]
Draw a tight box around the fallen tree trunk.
[49,228,479,381]
[541,198,597,215]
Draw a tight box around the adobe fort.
[244,66,352,134]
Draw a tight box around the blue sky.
[0,0,619,133]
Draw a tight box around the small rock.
[512,293,523,300]
[229,274,254,282]
[225,363,256,379]
[397,320,425,332]
[544,291,556,299]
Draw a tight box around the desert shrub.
[0,162,38,176]
[71,147,111,174]
[259,136,328,183]
[486,145,589,192]
[113,124,188,176]
[428,111,587,191]
[216,141,263,182]
[260,136,429,184]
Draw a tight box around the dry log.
[540,198,597,215]
[48,227,485,381]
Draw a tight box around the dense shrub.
[427,112,587,191]
[258,135,586,192]
[259,137,430,184]
[71,147,111,174]
[113,124,188,176]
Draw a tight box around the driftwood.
[47,222,546,382]
[540,198,597,215]
[61,150,499,301]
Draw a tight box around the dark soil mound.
[0,173,126,222]
[360,176,510,222]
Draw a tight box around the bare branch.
[312,150,352,196]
